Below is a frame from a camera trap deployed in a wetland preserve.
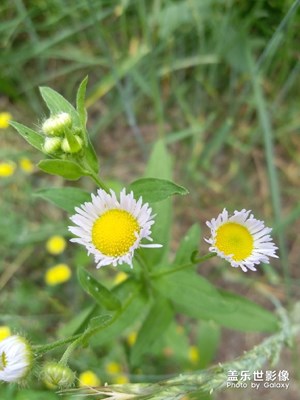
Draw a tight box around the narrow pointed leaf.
[77,267,121,311]
[88,314,112,329]
[39,86,79,124]
[76,76,88,128]
[10,121,44,152]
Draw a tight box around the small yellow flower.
[79,370,101,387]
[114,271,128,285]
[0,112,12,129]
[113,374,129,385]
[0,326,11,341]
[19,157,34,174]
[126,331,137,347]
[46,235,66,255]
[0,161,16,177]
[188,346,200,364]
[105,362,121,375]
[45,264,72,286]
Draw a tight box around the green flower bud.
[42,113,72,136]
[41,362,75,389]
[43,137,62,154]
[61,135,83,154]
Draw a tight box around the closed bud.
[0,335,33,383]
[61,135,83,154]
[42,113,72,136]
[43,137,62,154]
[41,362,75,389]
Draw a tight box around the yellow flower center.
[92,209,140,257]
[0,351,7,370]
[215,222,254,261]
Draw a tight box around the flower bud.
[42,362,75,389]
[43,137,62,154]
[61,135,83,154]
[0,335,33,383]
[42,113,72,136]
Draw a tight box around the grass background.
[1,0,300,399]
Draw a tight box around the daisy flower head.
[0,335,33,383]
[68,188,162,269]
[205,209,278,272]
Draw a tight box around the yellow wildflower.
[113,271,128,285]
[113,374,129,384]
[0,112,12,129]
[0,326,11,341]
[45,264,71,286]
[19,157,34,173]
[105,362,121,375]
[188,346,200,364]
[126,331,137,347]
[0,161,16,177]
[46,235,66,255]
[79,370,101,387]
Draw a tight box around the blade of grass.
[248,50,290,299]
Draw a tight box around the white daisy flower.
[205,209,278,272]
[69,188,162,268]
[0,335,33,383]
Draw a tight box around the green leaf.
[76,76,88,128]
[156,270,279,332]
[39,86,79,124]
[131,297,173,365]
[90,281,148,347]
[151,321,190,360]
[77,267,121,311]
[38,159,87,180]
[128,178,189,203]
[58,305,96,337]
[216,290,279,332]
[155,271,234,321]
[88,314,112,329]
[173,223,201,266]
[144,140,172,265]
[34,187,91,213]
[197,321,220,368]
[85,135,99,174]
[10,121,44,152]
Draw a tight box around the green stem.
[88,171,110,192]
[135,250,153,296]
[33,334,81,355]
[58,292,137,365]
[151,253,216,278]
